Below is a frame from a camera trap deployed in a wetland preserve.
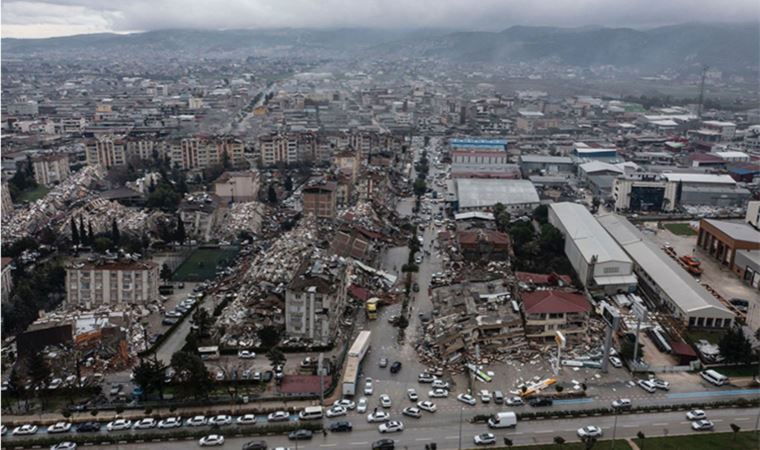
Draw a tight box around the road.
[73,407,760,449]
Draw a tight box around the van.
[298,406,323,420]
[493,390,504,404]
[487,411,517,429]
[700,369,728,386]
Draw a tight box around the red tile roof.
[348,284,370,301]
[516,272,572,286]
[522,290,590,314]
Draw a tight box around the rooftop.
[522,290,591,314]
[661,173,736,185]
[519,154,574,164]
[455,179,539,209]
[549,202,632,266]
[702,219,760,244]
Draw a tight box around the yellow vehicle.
[366,298,379,320]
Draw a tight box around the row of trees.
[7,156,39,201]
[502,204,571,275]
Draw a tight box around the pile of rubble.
[216,201,265,240]
[65,197,170,237]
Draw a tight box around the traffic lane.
[155,296,211,365]
[93,407,758,450]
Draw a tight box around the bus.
[198,346,220,361]
[342,331,371,396]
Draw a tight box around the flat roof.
[579,161,624,174]
[456,179,539,209]
[661,173,736,185]
[703,219,760,244]
[597,214,734,319]
[549,202,632,266]
[519,155,574,164]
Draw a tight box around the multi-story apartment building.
[65,259,159,310]
[214,171,260,202]
[302,180,337,219]
[521,290,591,342]
[259,133,299,166]
[85,136,127,167]
[1,181,13,222]
[31,153,71,186]
[170,137,245,170]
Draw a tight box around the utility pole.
[612,411,619,449]
[458,404,463,450]
[697,65,709,119]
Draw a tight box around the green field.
[17,185,50,202]
[172,247,239,281]
[663,223,697,236]
[482,441,632,450]
[634,431,758,450]
[684,329,726,345]
[718,364,760,377]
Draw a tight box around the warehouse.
[597,214,734,329]
[454,179,539,214]
[548,202,637,294]
[518,154,575,176]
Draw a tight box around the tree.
[581,436,597,450]
[502,437,513,447]
[90,409,99,418]
[620,339,644,363]
[170,351,212,399]
[284,175,293,192]
[111,218,121,244]
[555,384,564,393]
[175,215,186,244]
[191,308,213,339]
[493,203,511,232]
[79,216,87,245]
[93,237,114,254]
[258,326,281,350]
[719,326,753,364]
[591,197,601,213]
[70,217,80,246]
[160,264,173,282]
[554,436,565,445]
[132,358,166,400]
[27,351,51,390]
[87,221,94,244]
[413,178,427,198]
[730,423,741,441]
[532,205,549,224]
[539,223,564,255]
[267,184,277,204]
[267,348,286,368]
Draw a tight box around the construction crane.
[697,65,709,119]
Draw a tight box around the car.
[379,421,404,433]
[75,422,101,433]
[692,420,714,431]
[209,415,232,426]
[379,358,389,368]
[474,432,497,445]
[186,416,208,427]
[357,397,368,413]
[372,438,396,450]
[288,429,313,440]
[457,393,477,406]
[609,356,623,368]
[48,378,63,390]
[12,424,38,436]
[238,350,256,359]
[199,434,225,446]
[428,388,448,398]
[418,373,435,383]
[653,379,671,390]
[329,421,353,432]
[215,371,225,381]
[364,378,374,395]
[51,443,77,450]
[106,419,132,432]
[133,418,157,430]
[730,298,749,312]
[479,390,492,403]
[333,399,356,410]
[326,405,348,418]
[528,397,553,407]
[407,388,418,401]
[47,422,72,433]
[417,400,437,413]
[109,383,122,395]
[577,426,603,438]
[431,379,449,390]
[390,362,402,374]
[637,379,656,393]
[158,417,182,429]
[686,410,707,420]
[367,410,391,423]
[267,411,290,422]
[402,407,422,418]
[506,396,524,406]
[241,441,268,450]
[612,398,632,410]
[236,414,257,425]
[380,394,392,408]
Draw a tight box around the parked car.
[333,399,356,410]
[199,434,225,446]
[75,422,101,433]
[379,358,388,368]
[506,396,524,406]
[692,420,714,431]
[378,421,404,433]
[288,429,313,440]
[329,421,353,432]
[474,433,496,445]
[133,418,157,430]
[367,411,390,423]
[372,439,395,450]
[402,407,422,418]
[418,373,435,383]
[612,398,632,410]
[637,379,656,393]
[479,390,492,403]
[528,397,553,407]
[236,414,257,425]
[12,424,38,436]
[158,417,182,429]
[106,419,132,432]
[652,379,670,390]
[209,415,232,426]
[457,393,477,406]
[238,350,256,359]
[428,388,448,398]
[357,397,368,413]
[609,356,623,368]
[47,422,72,434]
[185,416,207,427]
[417,401,437,412]
[390,362,402,374]
[407,388,418,401]
[431,379,449,390]
[326,405,347,418]
[577,426,603,438]
[380,394,392,408]
[267,411,290,422]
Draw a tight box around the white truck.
[488,411,517,429]
[342,330,371,396]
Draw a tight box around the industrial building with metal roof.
[453,178,539,213]
[597,214,734,329]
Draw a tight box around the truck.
[366,298,379,320]
[342,331,371,396]
[678,255,703,275]
[488,411,517,429]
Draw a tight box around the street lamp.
[458,404,464,450]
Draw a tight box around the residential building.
[259,133,298,166]
[31,153,70,186]
[334,149,360,183]
[302,180,337,219]
[1,181,13,221]
[86,136,127,167]
[65,259,159,310]
[702,120,737,140]
[1,257,13,300]
[747,201,760,229]
[522,290,591,342]
[213,171,260,202]
[457,230,510,261]
[572,142,619,161]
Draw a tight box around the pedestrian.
[323,429,327,437]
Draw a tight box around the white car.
[364,378,374,395]
[215,371,225,381]
[48,378,63,390]
[367,410,390,423]
[236,414,257,425]
[199,434,225,446]
[653,379,670,390]
[417,400,437,413]
[333,399,356,410]
[51,442,77,450]
[407,388,418,401]
[238,350,256,359]
[418,373,435,383]
[611,398,632,409]
[474,433,496,445]
[209,415,232,426]
[402,406,422,418]
[457,393,477,406]
[106,419,132,432]
[428,388,449,398]
[431,379,449,390]
[692,419,714,431]
[637,379,656,393]
[577,426,603,438]
[12,424,38,436]
[133,418,157,430]
[686,410,706,420]
[378,420,404,433]
[479,390,492,403]
[380,394,392,408]
[326,405,347,418]
[47,422,72,433]
[268,411,290,422]
[506,396,524,406]
[609,356,623,368]
[185,416,208,427]
[357,397,368,413]
[158,417,183,429]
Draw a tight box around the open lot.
[633,431,759,450]
[663,222,697,236]
[172,246,239,281]
[17,185,50,202]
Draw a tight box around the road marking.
[653,422,669,426]
[736,418,750,421]
[536,430,552,433]
[320,445,337,447]
[445,436,458,439]
[350,442,368,445]
[713,419,723,422]
[416,438,432,441]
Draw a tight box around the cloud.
[2,0,758,38]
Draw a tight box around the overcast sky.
[2,0,758,38]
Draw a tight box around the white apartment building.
[66,259,159,310]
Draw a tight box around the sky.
[2,0,758,38]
